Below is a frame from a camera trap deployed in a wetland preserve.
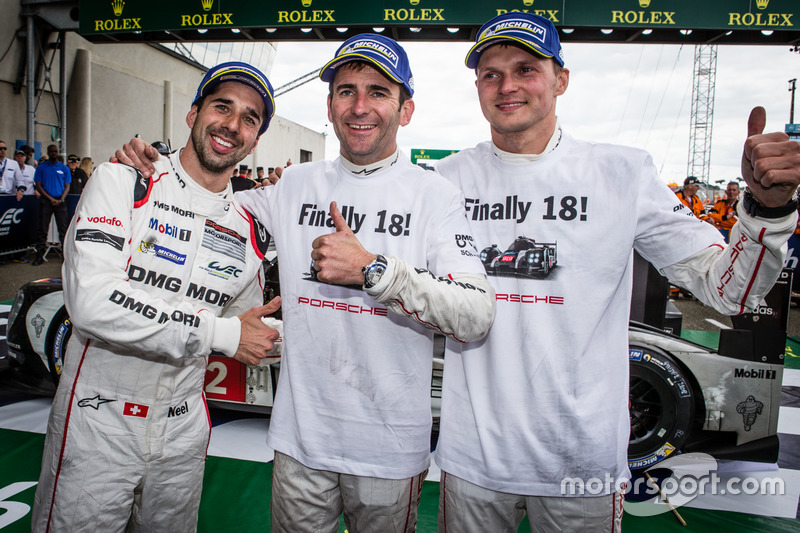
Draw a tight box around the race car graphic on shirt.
[479,236,557,278]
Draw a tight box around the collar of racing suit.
[339,148,400,177]
[492,120,562,164]
[167,151,235,218]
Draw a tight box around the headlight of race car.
[480,250,487,262]
[528,252,540,263]
[8,289,25,329]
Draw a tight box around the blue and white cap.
[465,13,564,69]
[193,61,276,135]
[320,33,415,97]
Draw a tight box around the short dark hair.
[327,61,411,109]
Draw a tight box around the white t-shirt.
[435,135,724,496]
[18,163,35,194]
[235,155,486,479]
[0,158,22,194]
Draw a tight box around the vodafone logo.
[86,215,124,227]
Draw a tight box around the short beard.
[190,123,246,175]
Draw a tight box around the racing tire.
[45,307,72,385]
[628,343,695,470]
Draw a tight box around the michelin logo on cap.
[341,39,400,69]
[481,19,547,45]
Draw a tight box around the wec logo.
[0,208,24,226]
[207,261,242,279]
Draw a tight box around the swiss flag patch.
[123,402,150,418]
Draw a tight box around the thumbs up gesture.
[741,106,800,208]
[311,201,376,285]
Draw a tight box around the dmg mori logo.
[111,0,124,16]
[201,0,213,11]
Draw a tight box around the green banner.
[410,148,459,165]
[80,0,798,37]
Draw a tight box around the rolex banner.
[80,0,797,37]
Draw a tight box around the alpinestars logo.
[78,395,116,409]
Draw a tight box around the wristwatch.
[741,188,798,219]
[362,254,388,289]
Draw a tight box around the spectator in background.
[707,181,740,240]
[256,166,265,182]
[67,154,87,194]
[32,144,71,266]
[70,156,92,195]
[0,140,23,194]
[230,170,256,192]
[676,176,706,218]
[238,165,248,178]
[20,144,35,166]
[13,148,36,200]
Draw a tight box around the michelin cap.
[14,149,25,156]
[67,154,80,162]
[466,12,564,69]
[684,176,700,185]
[193,61,275,135]
[320,33,415,97]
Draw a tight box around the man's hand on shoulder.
[742,106,800,208]
[111,137,159,179]
[234,297,282,366]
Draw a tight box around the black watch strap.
[741,189,798,219]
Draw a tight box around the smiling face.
[475,44,569,154]
[184,81,264,179]
[327,62,414,166]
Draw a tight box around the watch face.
[365,264,386,287]
[364,256,388,288]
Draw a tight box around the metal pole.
[26,15,35,147]
[789,78,797,124]
[60,31,67,154]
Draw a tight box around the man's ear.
[555,68,570,97]
[399,99,415,127]
[186,105,198,129]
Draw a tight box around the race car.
[479,236,557,278]
[2,262,445,417]
[627,269,790,470]
[2,269,789,471]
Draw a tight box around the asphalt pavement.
[0,251,64,302]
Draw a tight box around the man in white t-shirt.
[0,140,23,194]
[117,34,495,532]
[13,148,36,200]
[434,12,800,532]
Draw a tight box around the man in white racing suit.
[119,34,496,533]
[434,13,800,532]
[32,61,282,532]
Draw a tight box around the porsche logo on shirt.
[123,402,150,418]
